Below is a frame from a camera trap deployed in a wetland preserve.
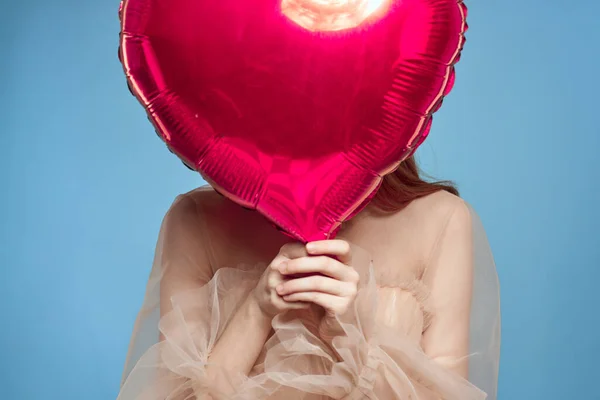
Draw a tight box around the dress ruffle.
[118,260,487,400]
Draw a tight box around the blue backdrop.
[1,0,598,399]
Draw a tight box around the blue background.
[1,0,598,399]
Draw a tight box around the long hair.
[370,156,459,213]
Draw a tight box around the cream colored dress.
[118,185,501,399]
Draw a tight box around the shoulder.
[159,185,224,238]
[170,185,223,213]
[165,185,284,266]
[174,184,267,230]
[382,190,473,260]
[165,185,236,223]
[164,184,263,238]
[410,193,475,280]
[408,190,472,233]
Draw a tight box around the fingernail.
[306,242,316,252]
[279,262,287,273]
[276,284,284,293]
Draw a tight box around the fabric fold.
[118,267,263,399]
[118,186,500,400]
[120,256,487,399]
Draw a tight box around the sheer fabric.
[117,185,500,399]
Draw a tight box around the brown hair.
[370,156,459,213]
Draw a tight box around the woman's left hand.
[275,239,360,317]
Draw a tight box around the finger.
[279,242,309,260]
[306,240,352,264]
[277,275,352,297]
[271,242,309,270]
[281,291,343,312]
[281,255,357,282]
[285,300,312,310]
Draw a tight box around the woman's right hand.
[251,242,312,318]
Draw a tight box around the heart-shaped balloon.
[118,0,467,242]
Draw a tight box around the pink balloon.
[118,0,467,242]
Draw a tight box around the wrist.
[246,292,275,326]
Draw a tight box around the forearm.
[203,294,273,394]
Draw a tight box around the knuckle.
[280,242,302,254]
[311,277,324,291]
[324,257,336,273]
[284,259,296,272]
[347,284,358,297]
[279,243,292,253]
[316,276,329,290]
[340,240,351,254]
[267,275,280,288]
[270,258,283,269]
[338,300,350,314]
[281,242,294,250]
[271,293,284,308]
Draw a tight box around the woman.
[117,156,501,399]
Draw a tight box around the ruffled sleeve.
[117,191,266,399]
[119,267,267,399]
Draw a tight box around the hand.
[275,239,360,318]
[251,242,314,319]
